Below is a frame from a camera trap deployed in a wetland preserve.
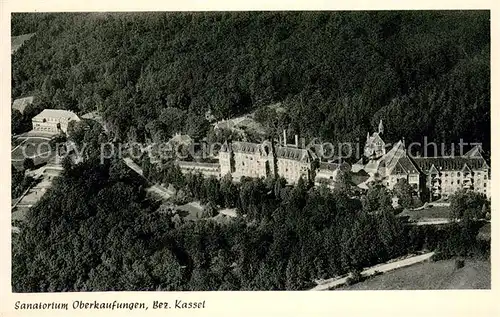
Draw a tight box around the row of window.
[34,126,58,132]
[438,171,487,179]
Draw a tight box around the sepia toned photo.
[10,10,491,296]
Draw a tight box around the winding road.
[310,252,435,291]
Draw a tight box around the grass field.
[399,206,452,221]
[176,201,204,221]
[11,137,53,161]
[338,258,490,290]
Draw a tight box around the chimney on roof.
[283,129,287,147]
[294,135,299,148]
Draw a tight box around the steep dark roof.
[464,144,484,158]
[177,161,220,169]
[391,156,419,174]
[276,146,311,163]
[366,132,384,147]
[384,141,406,172]
[231,141,261,154]
[392,161,408,175]
[318,161,351,172]
[412,157,487,173]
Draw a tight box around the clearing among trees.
[338,258,490,290]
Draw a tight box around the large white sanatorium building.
[32,109,80,134]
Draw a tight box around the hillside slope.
[12,12,490,150]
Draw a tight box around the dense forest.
[11,11,491,292]
[12,127,490,291]
[11,155,489,292]
[12,150,489,292]
[12,11,490,151]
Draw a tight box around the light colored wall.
[32,117,75,134]
[277,158,309,184]
[32,121,59,133]
[233,152,268,180]
[426,169,490,199]
[179,165,220,178]
[219,151,231,177]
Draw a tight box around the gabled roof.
[463,144,484,158]
[397,156,419,174]
[32,109,80,122]
[428,164,439,175]
[168,133,193,145]
[276,146,311,163]
[231,141,262,154]
[461,163,472,173]
[383,140,406,173]
[391,161,408,175]
[366,132,384,145]
[220,141,230,152]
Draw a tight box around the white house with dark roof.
[32,109,80,134]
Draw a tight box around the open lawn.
[11,137,54,161]
[175,201,235,224]
[176,201,204,221]
[338,258,490,290]
[399,206,452,221]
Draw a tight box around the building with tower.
[171,117,490,201]
[364,119,386,159]
[357,119,490,200]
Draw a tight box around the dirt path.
[413,219,451,226]
[146,184,174,200]
[123,157,144,177]
[11,138,27,153]
[310,252,435,291]
[123,157,175,200]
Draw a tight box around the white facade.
[177,161,220,178]
[32,109,80,134]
